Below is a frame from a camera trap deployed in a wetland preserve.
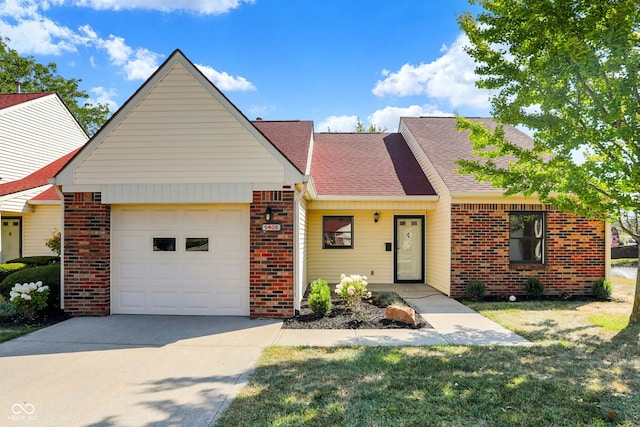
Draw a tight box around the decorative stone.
[385,305,416,325]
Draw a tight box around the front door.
[394,215,425,282]
[1,218,22,263]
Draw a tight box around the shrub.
[9,281,50,320]
[525,277,545,298]
[44,228,61,256]
[6,256,59,266]
[592,277,613,300]
[0,263,27,283]
[308,279,332,316]
[0,299,17,318]
[0,263,60,308]
[371,291,400,307]
[464,279,485,301]
[335,274,371,310]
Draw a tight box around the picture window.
[323,216,353,249]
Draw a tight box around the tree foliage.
[457,0,640,322]
[355,117,386,133]
[0,37,110,135]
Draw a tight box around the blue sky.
[0,0,491,132]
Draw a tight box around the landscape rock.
[385,305,416,325]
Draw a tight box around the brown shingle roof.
[401,117,533,192]
[0,93,51,109]
[311,132,437,196]
[252,120,313,174]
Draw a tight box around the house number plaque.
[262,223,282,232]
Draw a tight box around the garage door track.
[0,315,283,426]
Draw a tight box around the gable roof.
[0,93,51,110]
[55,49,304,193]
[310,132,437,197]
[252,120,313,174]
[0,149,78,199]
[401,117,533,193]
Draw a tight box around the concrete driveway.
[0,315,283,426]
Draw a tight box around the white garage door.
[111,205,249,315]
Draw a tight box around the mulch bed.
[0,308,70,327]
[282,291,431,330]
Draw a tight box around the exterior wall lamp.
[265,206,273,221]
[374,211,379,223]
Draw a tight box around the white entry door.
[111,205,249,315]
[1,218,21,262]
[394,216,425,282]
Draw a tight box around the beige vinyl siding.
[73,64,284,185]
[296,196,309,305]
[22,205,60,257]
[426,199,452,294]
[307,208,427,284]
[0,95,87,182]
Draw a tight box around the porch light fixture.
[265,206,273,221]
[374,212,379,223]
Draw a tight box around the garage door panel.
[112,204,249,316]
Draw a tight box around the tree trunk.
[631,252,640,323]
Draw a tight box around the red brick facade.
[62,192,111,316]
[249,190,295,318]
[450,203,605,297]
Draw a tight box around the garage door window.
[186,237,209,252]
[153,237,176,251]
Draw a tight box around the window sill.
[509,263,546,271]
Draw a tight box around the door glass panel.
[395,216,424,281]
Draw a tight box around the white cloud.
[196,63,256,91]
[121,48,161,80]
[372,34,491,109]
[316,115,359,133]
[69,0,254,15]
[248,104,276,119]
[368,105,453,132]
[87,86,118,111]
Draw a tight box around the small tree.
[44,229,61,256]
[458,0,640,323]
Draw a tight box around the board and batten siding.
[0,95,87,182]
[73,64,285,186]
[22,205,60,257]
[307,208,428,285]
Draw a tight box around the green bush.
[9,281,50,320]
[6,256,59,266]
[592,277,613,300]
[0,299,17,318]
[0,263,60,308]
[525,277,545,298]
[464,279,486,301]
[0,263,27,283]
[308,279,332,317]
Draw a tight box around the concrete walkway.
[273,283,530,346]
[0,286,527,426]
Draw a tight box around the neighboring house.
[0,93,89,263]
[52,50,608,318]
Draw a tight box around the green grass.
[0,324,46,343]
[217,281,640,427]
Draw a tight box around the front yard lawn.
[217,281,640,426]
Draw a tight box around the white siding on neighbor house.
[0,95,87,182]
[296,195,308,308]
[307,208,428,285]
[0,186,48,213]
[73,64,285,186]
[23,205,60,257]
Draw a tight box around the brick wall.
[250,190,295,318]
[63,192,110,316]
[450,203,605,297]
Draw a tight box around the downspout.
[53,184,65,310]
[293,180,309,313]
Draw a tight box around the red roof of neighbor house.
[401,117,534,192]
[0,148,79,199]
[0,93,52,109]
[310,132,437,196]
[252,120,313,174]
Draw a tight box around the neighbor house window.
[323,216,353,249]
[509,212,545,264]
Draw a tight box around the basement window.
[509,212,545,264]
[323,216,353,249]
